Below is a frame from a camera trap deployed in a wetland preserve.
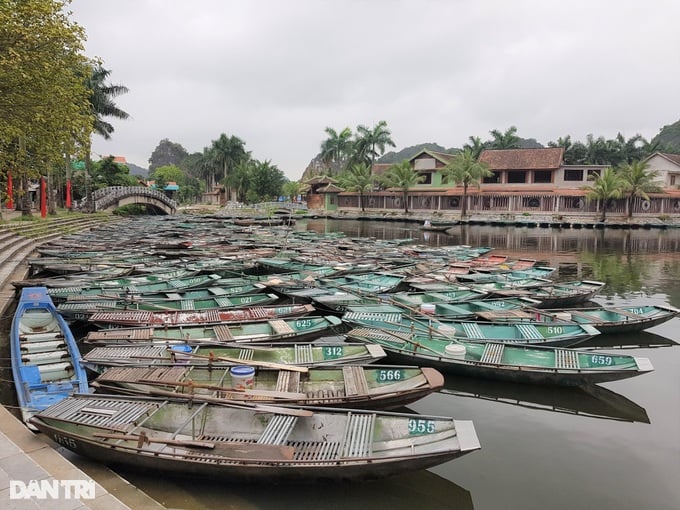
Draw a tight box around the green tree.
[338,162,374,212]
[82,63,129,210]
[320,127,353,175]
[443,148,493,218]
[462,136,487,159]
[488,126,521,149]
[354,121,396,169]
[150,164,185,188]
[248,160,286,202]
[226,159,253,203]
[584,167,626,221]
[149,139,189,172]
[281,180,305,202]
[0,0,92,216]
[90,157,137,188]
[380,160,424,214]
[618,160,663,218]
[210,134,247,198]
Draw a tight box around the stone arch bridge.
[81,186,178,215]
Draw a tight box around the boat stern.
[453,420,481,453]
[634,357,654,373]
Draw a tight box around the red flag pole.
[66,179,72,209]
[40,176,47,217]
[6,172,13,209]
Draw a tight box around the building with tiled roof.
[643,152,680,188]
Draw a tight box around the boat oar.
[165,348,309,373]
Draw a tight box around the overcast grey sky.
[68,0,680,179]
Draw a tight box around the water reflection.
[440,375,650,424]
[116,467,474,510]
[579,330,679,350]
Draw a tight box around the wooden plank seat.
[180,299,195,310]
[555,349,580,369]
[340,412,376,458]
[213,325,234,341]
[516,323,543,340]
[295,344,314,364]
[343,366,369,396]
[276,370,301,393]
[257,414,298,445]
[270,320,295,335]
[462,322,484,339]
[480,343,505,364]
[289,440,342,461]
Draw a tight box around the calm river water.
[5,218,680,509]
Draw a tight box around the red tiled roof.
[479,148,564,170]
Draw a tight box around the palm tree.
[463,136,486,159]
[618,160,662,217]
[82,64,129,211]
[338,162,374,212]
[320,127,353,175]
[380,160,424,214]
[488,126,521,149]
[354,121,396,170]
[210,134,247,200]
[584,167,625,221]
[443,148,493,217]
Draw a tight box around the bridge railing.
[82,186,178,213]
[252,201,307,211]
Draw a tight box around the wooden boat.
[345,326,654,386]
[91,364,444,410]
[452,266,557,283]
[81,342,388,373]
[467,279,606,308]
[84,315,344,345]
[396,297,543,319]
[88,303,316,328]
[30,394,480,481]
[10,287,89,429]
[341,311,599,347]
[388,288,490,307]
[46,274,224,301]
[419,221,458,232]
[57,292,281,321]
[528,304,680,334]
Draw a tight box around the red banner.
[66,179,72,209]
[6,172,12,209]
[40,176,46,217]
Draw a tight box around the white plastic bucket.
[230,365,255,390]
[420,303,436,314]
[444,344,467,358]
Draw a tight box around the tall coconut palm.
[338,162,374,212]
[488,126,520,149]
[618,160,662,217]
[82,64,129,211]
[354,121,396,170]
[210,134,247,200]
[584,167,625,221]
[443,148,493,218]
[320,127,353,175]
[463,136,487,159]
[380,160,424,214]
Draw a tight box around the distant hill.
[651,119,680,153]
[126,162,149,178]
[378,143,456,164]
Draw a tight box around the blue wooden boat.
[10,287,89,429]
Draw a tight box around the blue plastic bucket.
[230,365,255,390]
[170,344,192,363]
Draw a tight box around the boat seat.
[461,322,484,339]
[270,320,295,335]
[294,344,314,364]
[289,440,342,461]
[276,370,301,393]
[555,349,580,369]
[343,366,369,396]
[516,324,543,340]
[340,412,376,458]
[180,300,195,310]
[20,332,63,342]
[213,325,234,341]
[257,414,298,445]
[19,365,44,389]
[480,343,505,364]
[214,297,234,308]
